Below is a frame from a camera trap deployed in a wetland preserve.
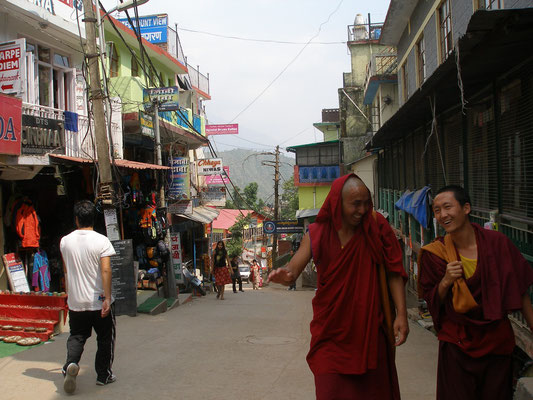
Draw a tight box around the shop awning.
[296,208,321,219]
[175,206,219,224]
[49,154,170,170]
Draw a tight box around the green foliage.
[225,182,266,214]
[280,174,299,220]
[226,214,252,258]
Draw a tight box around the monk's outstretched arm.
[521,293,533,333]
[268,233,312,286]
[388,273,409,346]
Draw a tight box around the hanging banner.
[168,157,190,200]
[205,123,239,136]
[21,114,65,155]
[206,166,230,185]
[197,158,223,175]
[170,233,184,284]
[200,186,226,207]
[0,93,22,155]
[139,111,154,138]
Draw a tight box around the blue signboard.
[143,87,179,111]
[168,157,190,200]
[263,220,303,235]
[118,14,168,44]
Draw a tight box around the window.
[131,56,139,77]
[401,63,408,102]
[438,0,453,62]
[416,35,426,86]
[476,0,502,10]
[110,44,119,77]
[319,145,339,165]
[25,42,74,111]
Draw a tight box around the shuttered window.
[413,128,426,188]
[443,112,464,186]
[499,76,533,218]
[405,133,415,189]
[467,95,498,211]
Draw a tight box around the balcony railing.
[187,63,210,96]
[363,49,398,103]
[166,25,187,67]
[22,103,120,160]
[347,22,383,42]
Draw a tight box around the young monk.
[419,185,533,400]
[268,173,409,399]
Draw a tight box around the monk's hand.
[267,267,295,286]
[393,314,409,346]
[442,261,463,288]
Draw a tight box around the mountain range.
[217,149,295,205]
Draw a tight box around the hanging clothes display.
[32,250,51,292]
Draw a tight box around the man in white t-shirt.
[60,200,116,394]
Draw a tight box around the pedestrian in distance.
[268,173,409,399]
[250,259,261,290]
[60,200,117,394]
[212,241,232,300]
[418,185,533,400]
[230,255,243,293]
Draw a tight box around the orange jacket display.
[15,202,40,248]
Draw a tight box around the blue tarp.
[394,186,431,229]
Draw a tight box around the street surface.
[0,284,437,399]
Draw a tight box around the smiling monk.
[268,173,408,399]
[419,185,533,400]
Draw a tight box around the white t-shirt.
[60,229,116,311]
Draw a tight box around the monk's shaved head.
[342,176,369,196]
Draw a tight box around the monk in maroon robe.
[269,173,409,399]
[419,185,533,400]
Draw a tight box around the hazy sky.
[102,0,391,156]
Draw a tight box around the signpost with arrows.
[0,39,26,95]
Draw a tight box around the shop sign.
[197,158,223,175]
[263,220,303,235]
[200,186,226,207]
[205,123,239,136]
[0,93,22,155]
[118,14,168,44]
[143,86,178,111]
[139,111,154,138]
[206,166,230,185]
[168,200,193,215]
[168,156,190,200]
[0,39,26,95]
[170,233,184,284]
[2,253,30,292]
[21,114,65,155]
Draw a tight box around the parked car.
[239,264,251,283]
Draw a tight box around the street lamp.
[102,0,150,18]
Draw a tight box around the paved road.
[0,284,438,399]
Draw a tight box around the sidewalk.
[1,285,441,399]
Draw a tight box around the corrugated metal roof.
[49,154,170,170]
[175,206,220,224]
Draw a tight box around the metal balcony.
[363,49,398,105]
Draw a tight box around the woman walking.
[212,241,232,300]
[250,259,261,290]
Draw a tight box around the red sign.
[205,123,239,136]
[0,93,21,155]
[206,166,229,185]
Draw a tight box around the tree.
[280,175,299,220]
[243,182,258,207]
[226,214,251,258]
[225,185,245,210]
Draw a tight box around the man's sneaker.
[96,374,116,386]
[63,363,79,394]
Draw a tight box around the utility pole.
[81,0,114,203]
[272,145,280,266]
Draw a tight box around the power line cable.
[177,27,346,45]
[228,0,345,124]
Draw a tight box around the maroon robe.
[419,223,533,357]
[306,174,406,398]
